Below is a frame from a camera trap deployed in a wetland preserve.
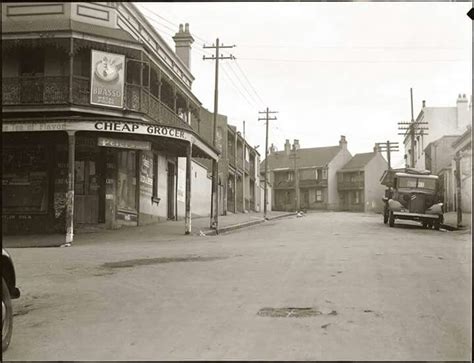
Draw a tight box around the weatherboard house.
[2,2,219,241]
[336,146,388,213]
[262,136,352,212]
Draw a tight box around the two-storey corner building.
[262,136,352,212]
[1,2,219,241]
[403,95,472,169]
[337,145,388,213]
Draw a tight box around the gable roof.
[262,145,342,171]
[340,152,376,171]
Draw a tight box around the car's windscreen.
[398,177,436,190]
[398,177,417,188]
[417,178,436,190]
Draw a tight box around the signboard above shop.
[98,137,151,150]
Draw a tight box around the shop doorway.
[167,162,175,219]
[74,159,101,224]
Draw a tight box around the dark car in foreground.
[2,248,20,352]
[381,168,444,230]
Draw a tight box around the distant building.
[262,136,352,211]
[193,109,261,216]
[451,127,472,213]
[403,94,472,169]
[337,145,388,213]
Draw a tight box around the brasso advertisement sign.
[90,50,125,108]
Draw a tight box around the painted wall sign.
[98,137,151,150]
[94,121,186,140]
[90,50,125,108]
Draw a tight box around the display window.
[117,150,137,213]
[2,145,49,214]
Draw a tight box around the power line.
[234,60,266,107]
[237,57,469,63]
[220,65,258,109]
[224,62,260,109]
[237,43,465,50]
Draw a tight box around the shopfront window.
[117,150,137,212]
[2,145,49,213]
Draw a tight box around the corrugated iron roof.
[262,145,341,170]
[340,152,376,171]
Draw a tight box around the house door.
[301,189,310,209]
[167,162,175,219]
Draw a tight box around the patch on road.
[257,307,337,318]
[102,255,228,269]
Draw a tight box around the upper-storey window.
[74,49,91,77]
[20,48,44,75]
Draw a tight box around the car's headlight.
[426,203,443,214]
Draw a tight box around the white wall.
[327,148,352,209]
[364,153,388,213]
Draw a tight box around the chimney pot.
[185,23,189,33]
[422,100,426,108]
[179,24,184,32]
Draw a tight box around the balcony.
[338,180,364,190]
[2,76,190,130]
[299,179,328,188]
[274,180,295,189]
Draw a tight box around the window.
[322,169,327,179]
[287,171,294,181]
[315,169,321,180]
[20,48,44,75]
[316,189,322,202]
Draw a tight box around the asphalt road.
[3,212,471,361]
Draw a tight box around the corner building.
[1,2,218,241]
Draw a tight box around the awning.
[2,119,219,160]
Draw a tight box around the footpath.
[442,212,471,231]
[2,211,295,248]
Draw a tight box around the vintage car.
[380,168,444,230]
[2,248,21,352]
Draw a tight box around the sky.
[136,2,472,167]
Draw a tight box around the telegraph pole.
[454,151,462,227]
[289,148,300,212]
[242,120,246,212]
[258,108,278,219]
[398,88,428,168]
[203,38,235,231]
[376,141,399,170]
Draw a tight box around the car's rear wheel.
[2,278,13,352]
[388,211,395,227]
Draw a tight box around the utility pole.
[454,151,462,227]
[376,141,399,170]
[398,88,428,168]
[242,120,246,212]
[289,147,300,212]
[258,108,278,219]
[203,38,235,232]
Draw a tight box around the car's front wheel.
[2,278,13,353]
[388,211,395,227]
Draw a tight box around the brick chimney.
[173,23,194,70]
[339,135,347,150]
[422,100,426,108]
[284,139,291,155]
[373,143,380,153]
[293,139,300,151]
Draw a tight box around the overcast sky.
[136,2,471,167]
